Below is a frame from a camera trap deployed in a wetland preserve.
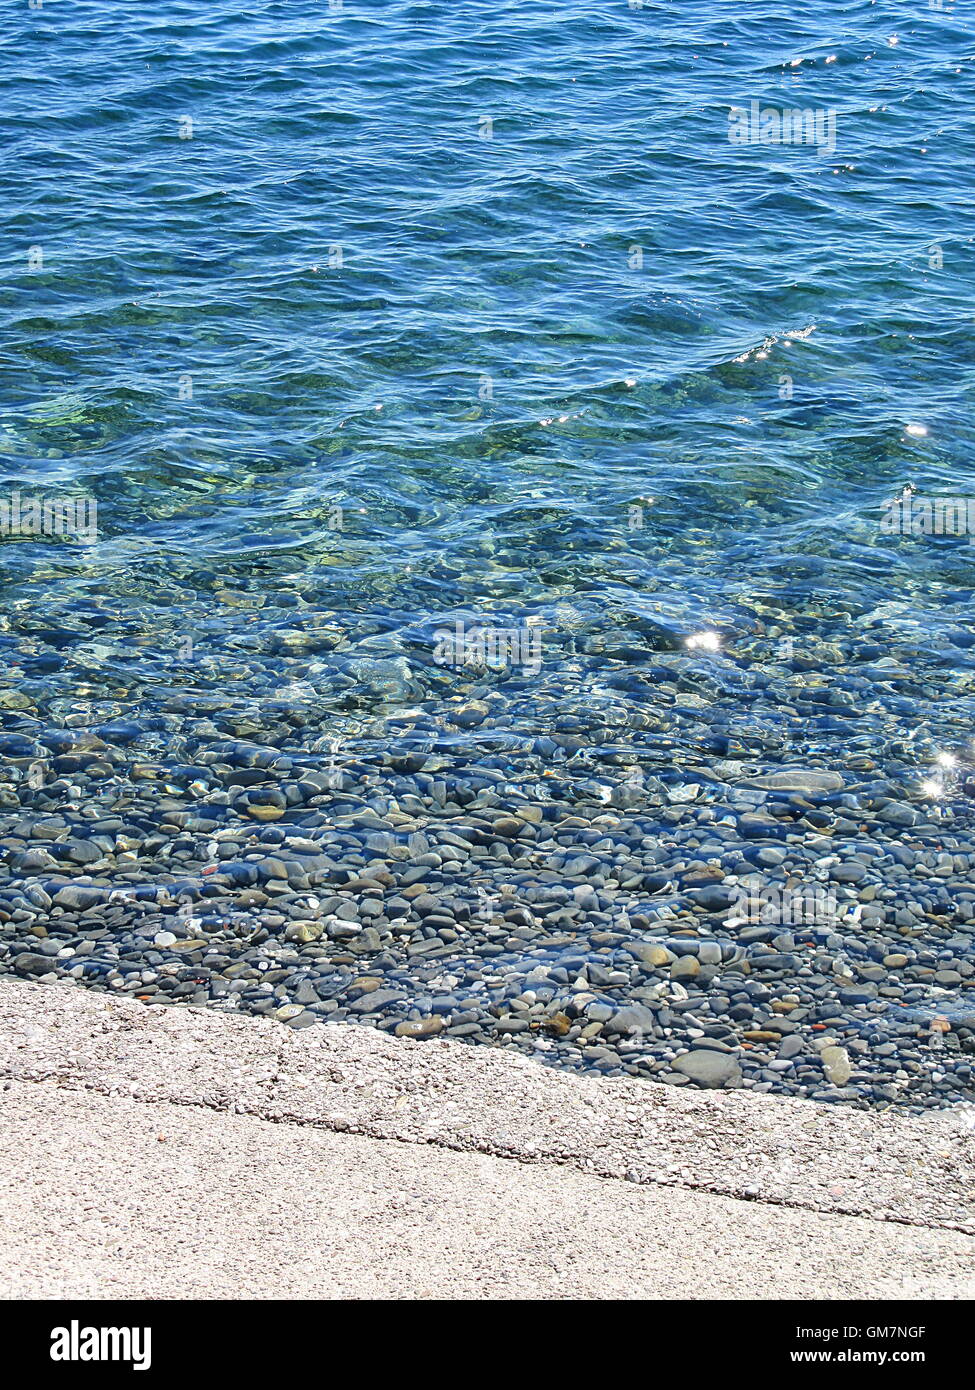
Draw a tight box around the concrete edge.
[2,977,973,1234]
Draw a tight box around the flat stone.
[738,814,786,839]
[283,1010,318,1030]
[755,848,786,867]
[52,886,102,911]
[274,1004,305,1021]
[394,1017,444,1038]
[671,957,700,980]
[743,770,843,796]
[348,989,405,1013]
[629,943,671,967]
[491,817,526,839]
[830,862,868,884]
[451,702,490,728]
[605,1004,656,1036]
[285,921,324,943]
[672,1050,742,1089]
[11,953,54,977]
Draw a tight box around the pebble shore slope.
[3,729,975,1113]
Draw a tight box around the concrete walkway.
[1,979,973,1299]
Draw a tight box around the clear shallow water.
[2,2,975,1105]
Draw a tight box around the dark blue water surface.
[2,0,973,637]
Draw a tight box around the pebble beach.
[4,976,974,1299]
[3,622,975,1114]
[3,0,975,1130]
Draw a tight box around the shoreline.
[3,978,973,1299]
[5,754,975,1118]
[3,976,974,1227]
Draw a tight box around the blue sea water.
[2,0,973,649]
[2,2,975,1100]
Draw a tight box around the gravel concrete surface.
[1,978,974,1299]
[2,1077,973,1300]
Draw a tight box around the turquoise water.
[3,0,973,680]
